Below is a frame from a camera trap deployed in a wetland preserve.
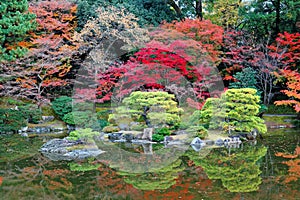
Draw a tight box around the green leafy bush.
[51,96,73,119]
[67,128,100,142]
[63,110,99,129]
[0,109,27,133]
[98,119,109,130]
[152,134,165,142]
[109,91,183,128]
[19,104,42,124]
[154,127,171,136]
[265,105,296,114]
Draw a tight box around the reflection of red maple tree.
[275,146,300,183]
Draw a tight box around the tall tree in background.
[240,0,300,40]
[76,0,178,30]
[204,0,243,29]
[0,0,36,61]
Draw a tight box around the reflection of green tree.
[118,159,184,190]
[188,145,267,192]
[0,134,44,162]
[68,161,101,172]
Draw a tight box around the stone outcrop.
[40,138,105,161]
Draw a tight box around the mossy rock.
[102,126,120,133]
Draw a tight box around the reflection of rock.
[191,137,206,146]
[215,139,224,146]
[142,128,153,141]
[190,137,206,152]
[40,138,105,161]
[124,134,134,142]
[142,143,153,154]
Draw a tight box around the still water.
[0,129,299,200]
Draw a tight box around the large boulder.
[40,138,105,161]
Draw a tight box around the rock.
[67,125,76,130]
[42,116,55,122]
[124,133,134,142]
[164,136,173,143]
[108,132,123,141]
[20,132,28,137]
[118,123,130,131]
[40,138,105,161]
[142,128,153,141]
[20,126,28,132]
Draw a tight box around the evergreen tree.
[108,91,183,128]
[197,88,267,134]
[0,0,36,61]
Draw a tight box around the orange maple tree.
[275,69,300,112]
[8,0,78,105]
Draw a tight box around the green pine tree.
[0,0,36,61]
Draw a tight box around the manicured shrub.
[63,110,99,129]
[154,127,171,136]
[192,88,267,134]
[51,96,73,119]
[152,134,165,142]
[109,91,183,128]
[67,128,100,142]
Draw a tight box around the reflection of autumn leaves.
[0,176,3,186]
[275,146,300,183]
[43,169,72,191]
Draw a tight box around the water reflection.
[188,144,267,192]
[0,129,300,199]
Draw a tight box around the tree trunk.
[274,0,280,36]
[196,0,203,20]
[167,0,182,18]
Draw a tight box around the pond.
[0,129,299,200]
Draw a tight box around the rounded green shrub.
[63,110,99,129]
[67,128,100,142]
[154,127,171,136]
[51,96,73,119]
[152,134,165,142]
